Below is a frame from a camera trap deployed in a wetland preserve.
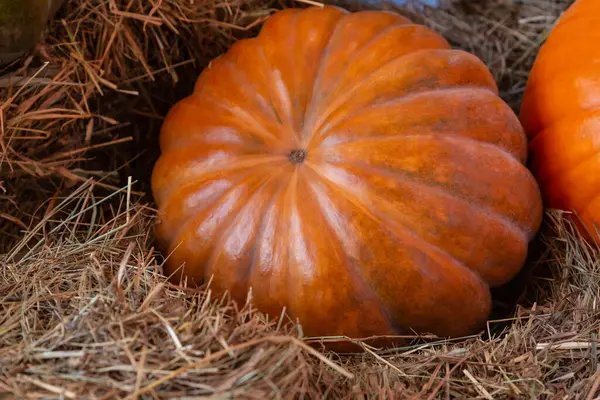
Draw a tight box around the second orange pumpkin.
[152,6,543,343]
[520,0,600,244]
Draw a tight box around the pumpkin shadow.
[484,221,553,340]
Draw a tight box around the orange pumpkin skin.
[151,6,543,342]
[520,0,600,244]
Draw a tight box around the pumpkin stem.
[289,149,307,164]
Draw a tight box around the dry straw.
[2,0,597,398]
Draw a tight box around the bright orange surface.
[520,0,600,243]
[152,6,543,343]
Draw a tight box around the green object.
[0,0,64,64]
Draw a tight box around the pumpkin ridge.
[308,22,431,112]
[285,167,303,319]
[304,172,401,333]
[255,22,300,136]
[154,155,285,209]
[158,131,256,152]
[307,161,480,282]
[202,169,289,295]
[527,109,600,145]
[157,97,285,152]
[305,50,498,146]
[246,182,289,296]
[312,160,532,286]
[165,165,288,262]
[314,130,524,165]
[583,190,600,216]
[305,162,492,334]
[287,12,307,136]
[312,86,509,151]
[327,158,532,241]
[528,122,600,186]
[213,60,286,130]
[155,168,257,242]
[300,11,409,136]
[190,51,292,146]
[542,152,600,211]
[246,174,297,320]
[520,67,600,128]
[164,184,250,284]
[536,146,600,187]
[199,96,285,146]
[525,105,600,142]
[298,9,350,146]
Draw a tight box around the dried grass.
[3,0,599,398]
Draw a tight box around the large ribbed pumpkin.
[520,0,600,244]
[151,6,543,342]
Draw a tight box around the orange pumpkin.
[151,6,543,342]
[520,0,600,244]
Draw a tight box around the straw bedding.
[3,0,598,398]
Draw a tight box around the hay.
[3,0,599,398]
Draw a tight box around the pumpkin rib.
[280,168,299,319]
[295,167,490,337]
[542,152,600,212]
[202,170,290,299]
[246,182,288,290]
[255,45,294,131]
[214,59,285,127]
[305,161,483,281]
[164,165,288,265]
[157,98,279,152]
[286,7,348,138]
[153,155,285,209]
[162,174,284,287]
[303,11,408,137]
[314,88,528,163]
[302,174,400,334]
[297,10,351,143]
[312,135,539,236]
[255,16,300,134]
[309,22,449,112]
[305,50,499,145]
[309,11,410,92]
[311,160,531,286]
[312,87,521,158]
[155,169,257,244]
[329,158,531,240]
[305,167,492,335]
[528,118,600,186]
[163,185,249,285]
[520,67,600,136]
[155,179,234,246]
[315,130,525,167]
[247,176,296,322]
[191,54,290,143]
[528,109,600,149]
[198,96,286,147]
[284,169,308,327]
